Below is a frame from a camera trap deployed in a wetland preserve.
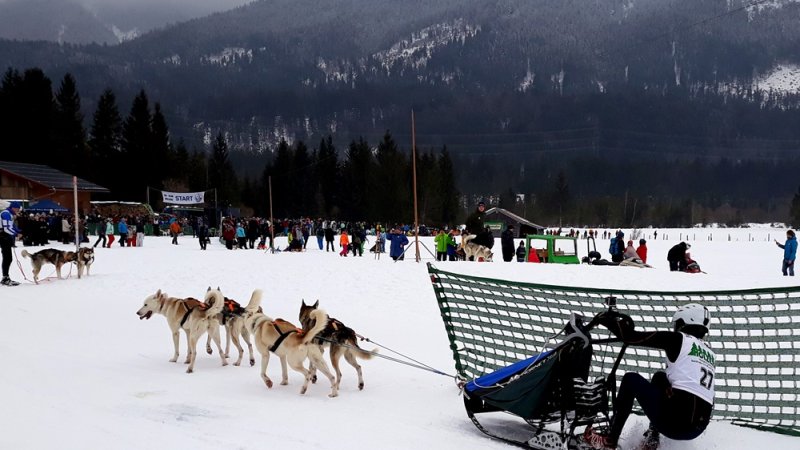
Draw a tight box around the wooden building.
[483,207,546,238]
[0,161,109,212]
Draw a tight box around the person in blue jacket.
[385,227,409,261]
[775,229,797,276]
[117,217,129,247]
[1,201,22,286]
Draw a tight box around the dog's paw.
[169,357,178,363]
[280,380,288,386]
[206,348,213,355]
[264,379,273,389]
[311,375,318,384]
[300,387,307,395]
[358,382,364,391]
[221,361,228,367]
[186,368,193,374]
[328,391,338,398]
[249,359,255,367]
[233,361,241,367]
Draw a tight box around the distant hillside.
[0,0,117,44]
[1,0,800,161]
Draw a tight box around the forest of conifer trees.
[3,67,800,228]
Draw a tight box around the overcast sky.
[79,0,253,8]
[0,0,253,5]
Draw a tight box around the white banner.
[161,191,205,205]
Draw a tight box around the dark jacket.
[501,229,515,262]
[516,244,526,262]
[667,242,690,262]
[464,208,485,235]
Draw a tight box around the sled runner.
[460,307,627,449]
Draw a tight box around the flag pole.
[73,176,81,278]
[268,176,275,254]
[412,110,420,262]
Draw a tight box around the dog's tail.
[203,288,226,317]
[349,340,378,360]
[302,308,329,345]
[244,289,263,312]
[21,249,31,258]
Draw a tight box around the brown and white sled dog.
[462,234,494,262]
[136,288,227,373]
[213,288,255,367]
[75,247,95,278]
[243,290,339,397]
[21,248,77,283]
[299,300,376,391]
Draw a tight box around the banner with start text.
[161,191,205,205]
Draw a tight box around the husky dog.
[243,290,339,397]
[462,235,494,262]
[20,248,78,283]
[299,300,375,391]
[76,247,95,278]
[212,288,256,367]
[136,288,227,373]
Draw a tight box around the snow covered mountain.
[0,0,254,44]
[2,0,800,154]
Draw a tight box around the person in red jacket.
[636,239,648,264]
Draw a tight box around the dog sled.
[459,305,627,450]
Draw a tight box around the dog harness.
[268,319,304,353]
[221,298,245,325]
[179,299,209,327]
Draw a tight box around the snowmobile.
[459,298,628,450]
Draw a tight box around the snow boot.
[1,276,20,286]
[637,425,660,450]
[583,426,617,449]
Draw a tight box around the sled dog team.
[136,287,375,397]
[20,247,95,283]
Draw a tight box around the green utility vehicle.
[524,234,580,264]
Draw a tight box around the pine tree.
[292,140,312,214]
[551,170,570,224]
[438,147,459,226]
[341,138,374,220]
[150,103,172,190]
[374,131,409,223]
[265,139,293,216]
[53,73,87,176]
[19,69,55,165]
[0,69,24,162]
[88,89,123,189]
[316,135,339,216]
[209,132,238,210]
[790,185,800,227]
[121,90,152,200]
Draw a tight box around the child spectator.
[636,239,648,264]
[516,241,526,262]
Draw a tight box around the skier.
[584,304,715,450]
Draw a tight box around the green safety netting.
[427,263,800,435]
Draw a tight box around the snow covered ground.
[1,225,798,450]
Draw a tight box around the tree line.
[0,67,462,226]
[3,67,800,228]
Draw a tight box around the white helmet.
[671,303,710,332]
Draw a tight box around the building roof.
[484,207,545,230]
[0,161,109,193]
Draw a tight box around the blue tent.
[26,199,69,213]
